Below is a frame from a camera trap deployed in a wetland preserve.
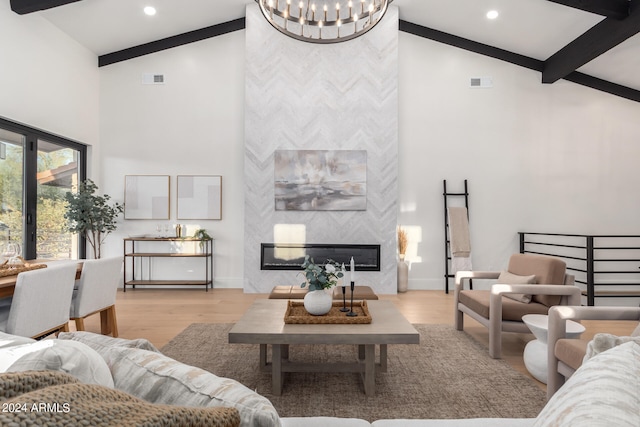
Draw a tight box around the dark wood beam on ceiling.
[546,0,630,19]
[99,18,246,67]
[399,20,544,71]
[399,19,640,103]
[543,0,640,83]
[10,0,82,14]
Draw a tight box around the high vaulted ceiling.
[10,0,640,98]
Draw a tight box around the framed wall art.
[124,175,170,219]
[274,150,367,211]
[177,175,222,220]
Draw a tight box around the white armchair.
[454,253,581,359]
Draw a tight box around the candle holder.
[340,286,349,312]
[347,281,358,317]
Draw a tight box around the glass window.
[0,129,25,258]
[0,118,86,260]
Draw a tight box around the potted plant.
[298,255,344,315]
[192,229,212,251]
[64,179,123,259]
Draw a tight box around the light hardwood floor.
[75,289,637,392]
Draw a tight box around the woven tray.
[284,300,372,324]
[0,263,47,278]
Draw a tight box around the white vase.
[303,289,333,315]
[397,256,408,293]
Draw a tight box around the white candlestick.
[341,263,347,287]
[350,256,355,283]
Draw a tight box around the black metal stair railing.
[518,232,640,306]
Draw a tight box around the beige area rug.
[161,323,546,421]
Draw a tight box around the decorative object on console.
[274,150,367,211]
[124,175,170,220]
[64,179,124,259]
[192,229,212,251]
[397,226,408,293]
[255,0,392,44]
[177,175,222,220]
[299,255,344,315]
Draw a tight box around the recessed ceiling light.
[144,6,157,16]
[486,10,499,20]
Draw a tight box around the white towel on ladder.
[448,207,472,273]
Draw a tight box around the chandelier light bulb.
[257,0,392,43]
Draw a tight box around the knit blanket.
[0,371,240,427]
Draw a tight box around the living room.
[0,0,639,425]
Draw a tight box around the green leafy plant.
[64,179,123,259]
[192,229,212,249]
[298,255,344,291]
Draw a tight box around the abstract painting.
[177,175,222,220]
[274,150,367,211]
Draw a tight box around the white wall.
[0,2,99,171]
[398,33,640,304]
[97,21,640,299]
[99,32,246,288]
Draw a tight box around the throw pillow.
[0,371,240,427]
[101,346,281,427]
[583,333,640,363]
[0,331,35,349]
[533,341,640,427]
[497,271,536,303]
[57,331,160,353]
[0,340,114,388]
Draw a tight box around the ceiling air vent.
[142,73,165,85]
[470,77,493,88]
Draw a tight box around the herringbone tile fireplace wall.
[244,4,399,293]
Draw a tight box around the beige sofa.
[0,330,637,427]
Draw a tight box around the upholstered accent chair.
[70,256,123,337]
[454,253,581,359]
[0,262,77,339]
[547,305,640,400]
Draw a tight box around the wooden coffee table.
[228,299,419,396]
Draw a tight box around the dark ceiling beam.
[99,18,245,67]
[546,0,630,19]
[399,21,544,71]
[399,19,640,103]
[10,0,82,14]
[542,0,640,84]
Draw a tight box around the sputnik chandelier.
[256,0,392,43]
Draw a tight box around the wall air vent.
[470,77,493,88]
[142,73,165,85]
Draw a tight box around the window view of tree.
[37,140,79,259]
[0,123,84,260]
[0,136,24,256]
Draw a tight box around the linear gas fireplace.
[260,243,381,271]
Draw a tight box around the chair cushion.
[507,254,566,307]
[533,341,640,427]
[554,338,588,371]
[458,290,549,321]
[497,271,536,303]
